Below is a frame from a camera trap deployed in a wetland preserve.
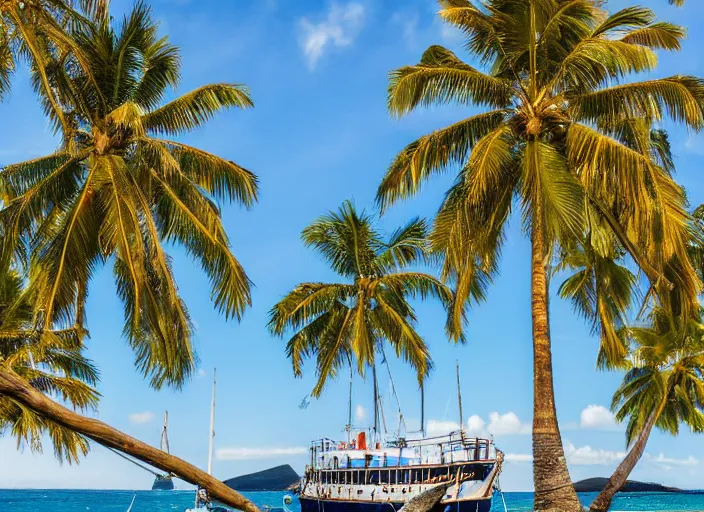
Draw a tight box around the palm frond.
[143,84,253,136]
[571,77,704,129]
[375,218,430,271]
[376,111,507,209]
[620,23,685,51]
[388,45,512,117]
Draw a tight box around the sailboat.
[152,411,175,490]
[186,369,227,512]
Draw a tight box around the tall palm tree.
[0,0,108,133]
[589,308,704,512]
[0,2,257,388]
[376,1,703,509]
[0,268,99,464]
[0,6,262,510]
[269,201,455,408]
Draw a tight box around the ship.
[297,363,503,512]
[152,411,175,490]
[299,431,502,512]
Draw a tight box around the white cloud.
[427,412,529,437]
[505,453,533,463]
[299,2,365,69]
[426,419,460,437]
[646,453,699,467]
[487,412,531,436]
[355,404,366,421]
[564,441,625,466]
[128,412,155,425]
[580,405,618,431]
[216,447,307,461]
[467,415,486,436]
[197,368,207,378]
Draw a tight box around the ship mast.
[346,365,353,444]
[207,368,217,475]
[372,363,379,442]
[420,381,426,438]
[456,361,464,432]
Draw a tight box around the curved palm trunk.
[0,368,260,512]
[589,404,663,512]
[531,222,582,512]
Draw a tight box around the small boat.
[152,411,175,490]
[186,369,221,512]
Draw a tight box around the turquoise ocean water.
[1,490,704,512]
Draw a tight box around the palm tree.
[269,201,455,410]
[0,0,108,133]
[0,6,262,510]
[0,268,99,464]
[376,1,703,509]
[557,240,637,369]
[0,1,257,388]
[589,308,704,512]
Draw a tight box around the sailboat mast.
[420,381,426,438]
[372,363,379,442]
[207,368,217,476]
[161,411,170,454]
[456,361,464,431]
[347,365,353,444]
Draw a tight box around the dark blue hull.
[151,476,174,490]
[299,497,492,512]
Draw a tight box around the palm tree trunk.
[589,403,664,512]
[531,221,582,512]
[0,368,260,512]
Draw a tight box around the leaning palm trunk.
[531,221,582,512]
[589,403,664,512]
[0,368,260,512]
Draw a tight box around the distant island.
[574,478,681,493]
[224,465,301,491]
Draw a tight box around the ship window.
[380,470,389,484]
[401,469,410,484]
[389,470,397,485]
[322,472,327,484]
[368,470,379,485]
[333,457,339,470]
[351,471,358,485]
[411,469,422,484]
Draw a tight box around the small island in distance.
[224,465,301,491]
[574,478,681,493]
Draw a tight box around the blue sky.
[1,0,704,492]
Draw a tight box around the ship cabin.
[305,431,497,487]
